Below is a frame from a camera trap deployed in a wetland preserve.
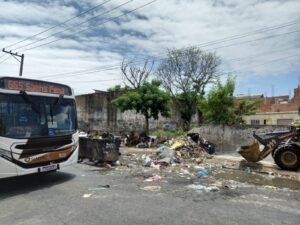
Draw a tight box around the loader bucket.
[238,142,261,162]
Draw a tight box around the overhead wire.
[14,0,135,52]
[26,17,300,70]
[19,0,158,52]
[217,52,300,77]
[2,1,299,84]
[34,28,300,79]
[51,51,300,85]
[0,55,12,65]
[21,1,297,54]
[4,0,115,50]
[2,4,298,65]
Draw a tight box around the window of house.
[250,120,260,125]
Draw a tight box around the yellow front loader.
[238,125,300,171]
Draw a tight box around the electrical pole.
[2,48,24,77]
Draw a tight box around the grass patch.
[150,128,185,138]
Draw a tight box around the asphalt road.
[0,163,299,225]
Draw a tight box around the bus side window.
[39,104,46,125]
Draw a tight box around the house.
[238,86,300,125]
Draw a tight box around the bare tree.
[121,59,154,89]
[156,46,221,129]
[157,46,220,96]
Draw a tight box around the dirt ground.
[117,147,300,190]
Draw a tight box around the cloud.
[0,0,299,96]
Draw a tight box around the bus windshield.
[0,93,77,138]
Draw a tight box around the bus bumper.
[15,146,79,176]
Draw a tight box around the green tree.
[234,99,257,124]
[112,80,170,134]
[200,77,235,125]
[107,85,131,92]
[156,46,220,130]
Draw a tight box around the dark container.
[79,137,121,162]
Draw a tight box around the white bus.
[0,77,79,178]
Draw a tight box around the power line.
[52,51,300,85]
[33,29,300,79]
[0,55,12,65]
[19,0,158,52]
[144,29,300,63]
[1,16,299,60]
[225,46,300,63]
[188,18,300,49]
[38,65,121,78]
[218,52,300,77]
[38,65,121,79]
[24,0,297,54]
[72,78,122,83]
[21,16,300,61]
[4,0,115,50]
[14,0,135,52]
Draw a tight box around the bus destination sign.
[0,78,71,95]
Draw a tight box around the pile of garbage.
[141,134,215,168]
[124,131,155,148]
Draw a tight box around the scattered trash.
[83,193,93,198]
[150,162,161,170]
[140,186,161,192]
[187,133,216,154]
[103,162,112,169]
[142,155,152,167]
[180,168,193,177]
[88,187,109,191]
[98,184,110,188]
[224,185,237,190]
[187,184,207,191]
[264,185,277,190]
[192,165,205,170]
[136,142,149,148]
[245,167,252,174]
[170,140,185,150]
[206,186,219,192]
[187,184,219,193]
[144,174,164,182]
[195,169,209,177]
[127,163,137,168]
[79,130,299,198]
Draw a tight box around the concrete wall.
[76,91,189,133]
[189,125,289,152]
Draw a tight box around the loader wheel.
[273,145,300,171]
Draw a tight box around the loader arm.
[239,130,298,162]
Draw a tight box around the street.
[0,154,299,225]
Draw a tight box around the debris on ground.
[195,169,209,177]
[144,174,164,182]
[146,135,214,168]
[140,186,161,192]
[78,129,300,194]
[125,131,154,148]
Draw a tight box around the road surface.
[0,163,299,225]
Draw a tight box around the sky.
[0,0,299,97]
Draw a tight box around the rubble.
[153,135,214,166]
[79,130,300,194]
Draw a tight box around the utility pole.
[2,48,24,77]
